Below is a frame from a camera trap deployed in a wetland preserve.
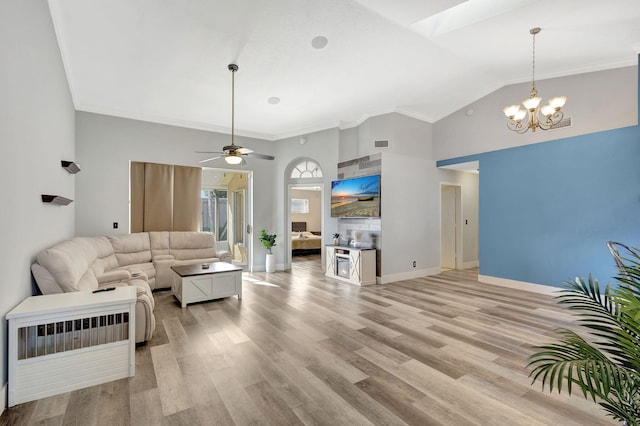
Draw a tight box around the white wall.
[75,112,277,270]
[0,0,75,404]
[434,66,638,161]
[338,113,440,282]
[338,127,359,162]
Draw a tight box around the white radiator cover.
[7,287,136,407]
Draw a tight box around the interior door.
[441,185,456,269]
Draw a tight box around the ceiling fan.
[197,64,275,165]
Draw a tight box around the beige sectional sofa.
[31,231,232,343]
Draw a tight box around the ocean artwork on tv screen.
[331,174,380,218]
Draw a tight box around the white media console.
[6,286,136,407]
[325,245,377,286]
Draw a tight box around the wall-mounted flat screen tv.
[331,174,381,218]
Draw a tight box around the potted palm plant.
[528,246,640,424]
[259,229,277,272]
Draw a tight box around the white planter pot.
[265,253,276,273]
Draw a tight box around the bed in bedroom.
[291,222,322,255]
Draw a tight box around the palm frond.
[528,329,625,399]
[528,246,640,423]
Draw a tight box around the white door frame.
[246,171,254,271]
[440,183,463,270]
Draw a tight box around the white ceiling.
[49,0,640,140]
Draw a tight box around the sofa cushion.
[149,231,170,257]
[77,269,99,292]
[76,236,119,277]
[31,263,63,294]
[109,233,152,267]
[116,262,156,282]
[36,240,98,292]
[169,232,216,260]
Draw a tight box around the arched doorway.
[285,158,324,270]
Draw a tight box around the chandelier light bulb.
[503,105,521,119]
[549,96,567,110]
[540,104,555,117]
[522,96,541,111]
[513,109,527,122]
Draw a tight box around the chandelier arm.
[507,119,530,134]
[538,110,564,131]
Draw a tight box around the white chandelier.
[503,27,567,133]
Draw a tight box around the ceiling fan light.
[225,155,243,165]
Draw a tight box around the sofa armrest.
[96,269,130,285]
[217,251,232,263]
[127,269,148,283]
[135,293,155,343]
[153,255,176,289]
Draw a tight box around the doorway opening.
[285,158,324,270]
[202,168,252,270]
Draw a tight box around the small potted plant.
[259,229,277,272]
[332,233,341,245]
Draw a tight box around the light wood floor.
[1,255,616,425]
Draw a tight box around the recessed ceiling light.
[267,97,280,104]
[311,36,328,49]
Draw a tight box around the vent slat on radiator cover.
[17,312,129,359]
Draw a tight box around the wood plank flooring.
[1,256,617,425]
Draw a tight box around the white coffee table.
[171,262,242,308]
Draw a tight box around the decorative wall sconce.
[41,195,73,205]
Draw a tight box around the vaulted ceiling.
[50,0,640,140]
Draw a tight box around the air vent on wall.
[550,117,572,130]
[374,140,389,148]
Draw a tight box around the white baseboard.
[378,267,441,284]
[1,382,6,416]
[463,260,479,269]
[478,274,561,296]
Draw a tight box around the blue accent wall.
[437,62,640,287]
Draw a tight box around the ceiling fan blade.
[236,147,253,155]
[199,156,222,163]
[195,151,224,154]
[246,152,275,160]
